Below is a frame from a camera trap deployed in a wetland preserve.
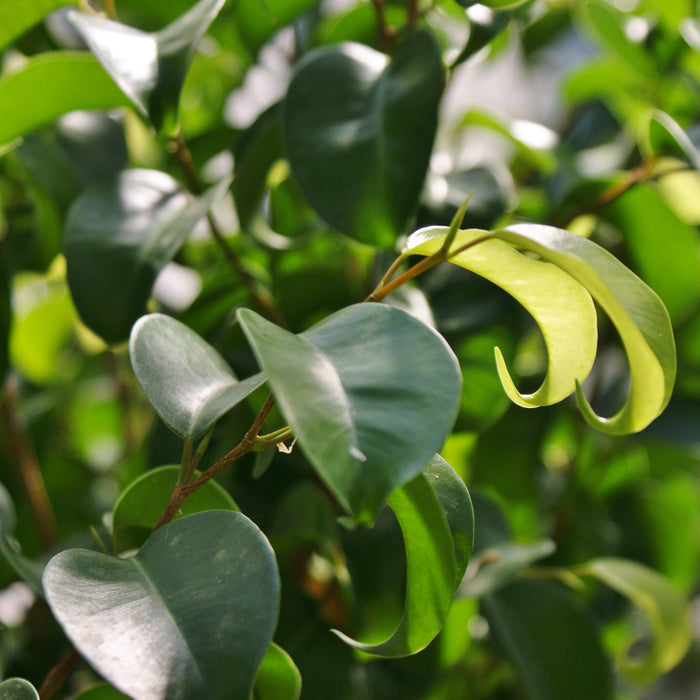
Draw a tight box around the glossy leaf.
[0,53,130,150]
[67,0,225,133]
[111,465,238,553]
[253,643,302,700]
[483,579,613,700]
[334,465,460,656]
[494,224,676,434]
[403,227,598,408]
[0,0,78,51]
[580,558,692,684]
[283,29,443,246]
[64,170,230,343]
[129,313,266,439]
[238,304,461,524]
[0,678,39,700]
[44,511,280,700]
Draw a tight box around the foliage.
[0,0,698,698]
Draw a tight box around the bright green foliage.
[0,0,697,698]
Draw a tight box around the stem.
[38,646,81,700]
[168,132,285,326]
[103,0,117,19]
[178,439,194,485]
[154,395,277,531]
[406,0,419,25]
[0,377,58,548]
[371,0,396,51]
[254,425,294,451]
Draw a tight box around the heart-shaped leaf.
[67,0,225,133]
[254,643,302,700]
[44,511,280,700]
[112,465,238,552]
[238,304,461,524]
[403,227,598,408]
[65,170,230,344]
[335,456,472,657]
[283,29,443,246]
[0,678,39,700]
[494,224,676,434]
[579,558,692,684]
[130,313,266,440]
[0,52,131,151]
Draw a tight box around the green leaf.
[253,643,302,700]
[0,0,79,51]
[67,0,226,133]
[0,53,131,151]
[0,255,11,383]
[494,224,676,434]
[71,684,129,700]
[403,227,598,408]
[283,29,443,246]
[580,558,692,684]
[44,511,280,700]
[129,313,266,440]
[483,579,613,700]
[111,465,238,553]
[334,468,458,657]
[0,678,39,700]
[452,7,510,67]
[64,170,230,343]
[456,0,531,9]
[645,110,700,173]
[238,304,462,524]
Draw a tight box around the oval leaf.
[68,0,225,133]
[43,511,280,700]
[283,29,443,246]
[580,557,692,684]
[494,223,676,434]
[130,313,266,440]
[483,579,613,700]
[65,171,230,343]
[253,643,302,700]
[334,466,459,657]
[238,304,461,524]
[403,227,598,408]
[112,465,238,553]
[0,678,39,700]
[0,53,130,150]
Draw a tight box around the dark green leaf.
[64,170,230,343]
[452,7,510,67]
[129,313,266,439]
[0,678,39,700]
[0,53,130,151]
[71,684,129,700]
[238,304,461,524]
[283,29,443,246]
[253,643,302,700]
[68,0,226,133]
[44,511,280,700]
[111,465,238,552]
[483,579,613,700]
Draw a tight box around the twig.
[168,133,285,326]
[38,645,81,700]
[0,377,58,548]
[103,0,117,19]
[371,0,396,51]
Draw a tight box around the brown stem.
[406,0,419,25]
[168,133,285,326]
[0,377,58,548]
[38,645,81,700]
[371,0,396,51]
[103,0,117,19]
[154,395,277,531]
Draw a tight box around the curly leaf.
[494,224,676,434]
[403,227,598,408]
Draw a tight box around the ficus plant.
[0,0,699,699]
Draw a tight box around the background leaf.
[253,643,302,700]
[129,313,265,440]
[0,0,78,51]
[283,29,443,246]
[238,304,462,524]
[44,511,280,700]
[64,171,229,343]
[0,678,39,700]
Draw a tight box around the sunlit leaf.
[238,304,461,524]
[253,643,302,700]
[0,53,130,151]
[283,29,443,246]
[111,465,238,553]
[68,0,226,133]
[129,313,266,440]
[494,224,676,434]
[483,579,613,700]
[580,558,692,684]
[44,511,280,700]
[64,171,230,343]
[0,678,39,700]
[403,227,598,408]
[0,0,78,51]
